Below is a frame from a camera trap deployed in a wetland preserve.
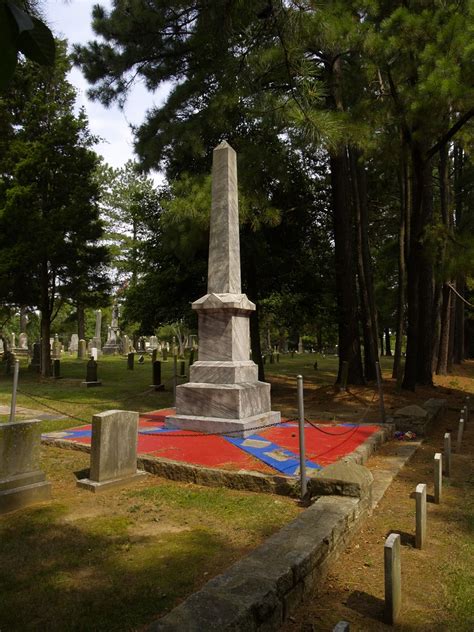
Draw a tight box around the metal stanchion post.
[173,355,178,406]
[9,359,20,423]
[297,375,307,499]
[375,361,387,423]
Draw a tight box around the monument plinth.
[165,141,280,437]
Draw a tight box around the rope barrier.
[17,386,157,407]
[447,283,474,309]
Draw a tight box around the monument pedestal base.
[102,344,120,355]
[81,380,102,388]
[0,471,51,515]
[166,410,280,438]
[77,470,147,493]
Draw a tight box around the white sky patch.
[44,0,169,184]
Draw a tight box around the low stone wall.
[393,399,446,436]
[148,493,371,632]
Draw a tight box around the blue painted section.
[225,434,322,476]
[139,426,180,435]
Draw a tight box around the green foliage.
[0,0,55,90]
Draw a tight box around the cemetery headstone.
[18,332,28,349]
[434,453,442,504]
[0,420,51,514]
[179,360,186,377]
[415,483,427,549]
[384,533,401,624]
[29,342,41,373]
[10,332,15,350]
[52,334,61,359]
[69,334,79,353]
[82,357,102,387]
[103,303,121,354]
[162,348,168,361]
[91,347,98,361]
[76,410,146,492]
[151,361,164,391]
[333,623,350,632]
[138,354,145,364]
[189,349,195,366]
[52,359,61,379]
[127,352,135,370]
[151,348,158,363]
[78,339,87,360]
[93,309,102,354]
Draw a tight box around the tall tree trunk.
[349,148,378,381]
[453,278,465,364]
[403,145,425,390]
[436,284,451,374]
[384,327,392,356]
[447,281,456,372]
[328,58,364,385]
[392,153,409,378]
[40,260,52,377]
[246,252,265,381]
[330,149,365,385]
[77,303,85,340]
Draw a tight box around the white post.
[434,453,442,504]
[8,359,20,423]
[443,432,451,477]
[384,533,402,624]
[297,375,307,499]
[456,418,465,453]
[415,483,427,549]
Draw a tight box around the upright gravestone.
[52,334,61,359]
[29,342,41,372]
[103,303,121,355]
[78,338,87,360]
[0,420,51,514]
[384,533,401,624]
[52,359,61,379]
[127,352,135,370]
[165,141,280,437]
[76,410,146,492]
[151,361,164,391]
[69,334,79,353]
[93,309,102,354]
[82,358,102,387]
[18,332,28,350]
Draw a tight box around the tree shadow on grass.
[0,503,236,632]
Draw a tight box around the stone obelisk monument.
[165,141,280,437]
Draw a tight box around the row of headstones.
[0,409,145,514]
[384,398,470,625]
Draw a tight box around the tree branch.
[426,108,474,161]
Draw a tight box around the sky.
[44,0,169,181]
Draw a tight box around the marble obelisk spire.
[165,141,280,437]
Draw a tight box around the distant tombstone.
[298,336,303,353]
[0,339,4,354]
[91,347,98,361]
[18,333,28,350]
[78,339,87,360]
[10,332,15,349]
[29,342,41,373]
[120,334,129,354]
[162,348,168,361]
[52,359,61,379]
[151,348,158,363]
[127,352,135,370]
[76,410,146,492]
[82,358,102,387]
[151,361,164,391]
[69,334,79,353]
[138,354,145,364]
[0,420,51,514]
[149,335,158,349]
[52,334,61,359]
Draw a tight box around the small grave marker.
[151,361,164,391]
[443,432,451,477]
[77,410,146,492]
[82,357,101,387]
[127,352,134,370]
[415,483,427,549]
[456,417,465,453]
[384,533,401,624]
[434,453,442,504]
[52,359,61,379]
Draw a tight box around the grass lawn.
[0,445,300,632]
